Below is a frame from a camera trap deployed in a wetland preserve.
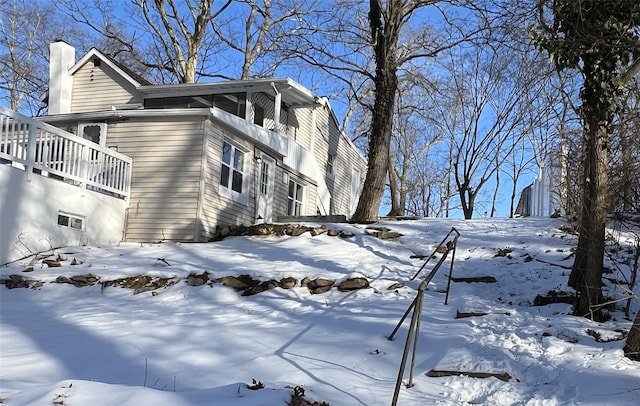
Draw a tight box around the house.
[39,41,366,243]
[0,41,366,263]
[516,146,566,217]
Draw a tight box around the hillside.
[1,218,638,405]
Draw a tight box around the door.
[256,154,275,223]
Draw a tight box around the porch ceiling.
[138,78,318,108]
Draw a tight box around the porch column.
[272,83,281,133]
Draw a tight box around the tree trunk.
[569,99,610,321]
[387,150,403,216]
[459,187,475,219]
[351,0,399,222]
[491,167,500,217]
[623,310,640,361]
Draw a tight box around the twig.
[534,258,572,270]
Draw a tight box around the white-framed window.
[57,212,84,230]
[78,123,107,146]
[219,139,249,204]
[326,153,335,178]
[287,179,305,216]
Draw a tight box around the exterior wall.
[105,116,205,241]
[199,121,257,240]
[272,171,318,218]
[314,104,366,217]
[71,62,141,113]
[0,164,127,264]
[288,106,314,150]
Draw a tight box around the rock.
[54,274,100,287]
[101,275,177,294]
[435,245,448,254]
[242,280,279,296]
[2,274,41,289]
[300,277,311,287]
[186,272,209,287]
[215,274,259,290]
[42,259,61,267]
[280,277,298,289]
[308,278,334,294]
[338,277,369,292]
[70,274,100,286]
[366,227,403,239]
[289,226,310,237]
[310,226,328,236]
[22,267,34,273]
[327,229,339,237]
[338,231,355,238]
[387,282,404,290]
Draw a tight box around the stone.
[310,226,328,236]
[215,274,259,290]
[186,272,209,287]
[338,277,369,292]
[387,282,404,290]
[242,280,279,296]
[289,226,310,237]
[280,277,298,289]
[2,274,36,289]
[327,229,339,237]
[42,259,61,267]
[308,278,334,294]
[300,277,311,287]
[365,227,403,240]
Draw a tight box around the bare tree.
[280,0,486,221]
[435,41,541,219]
[60,0,232,83]
[211,0,319,79]
[0,0,78,113]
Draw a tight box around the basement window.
[58,212,84,230]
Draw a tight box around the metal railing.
[0,106,131,199]
[388,227,461,406]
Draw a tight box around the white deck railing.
[0,106,131,199]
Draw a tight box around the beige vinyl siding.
[273,171,318,217]
[199,122,256,240]
[105,117,205,242]
[71,62,141,113]
[314,104,366,217]
[288,106,314,149]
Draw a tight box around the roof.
[138,78,319,108]
[70,48,151,88]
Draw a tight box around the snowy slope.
[1,218,638,405]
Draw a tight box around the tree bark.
[387,149,403,216]
[569,57,611,321]
[623,310,640,361]
[351,0,400,222]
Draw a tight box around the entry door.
[256,154,275,223]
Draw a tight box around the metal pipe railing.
[388,227,460,406]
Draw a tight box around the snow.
[1,218,638,405]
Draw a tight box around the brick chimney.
[48,40,75,115]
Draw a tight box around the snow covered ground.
[1,217,638,405]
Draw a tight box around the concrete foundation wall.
[0,164,128,264]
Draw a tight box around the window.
[219,140,249,203]
[287,180,304,216]
[58,212,84,230]
[254,105,265,127]
[326,153,335,178]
